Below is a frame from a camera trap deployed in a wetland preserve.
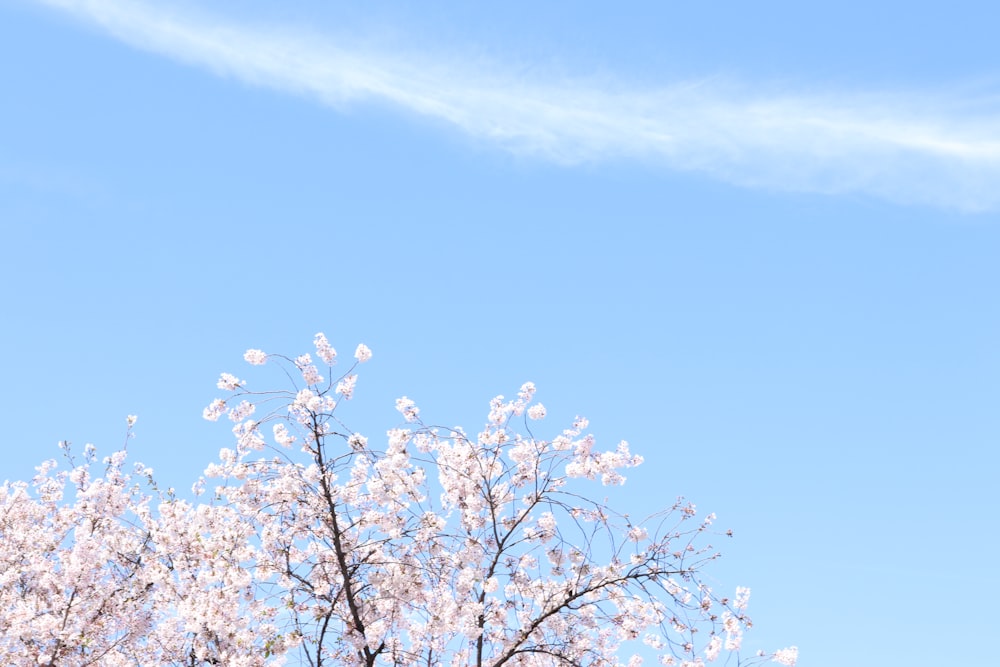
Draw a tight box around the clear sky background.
[2,1,999,665]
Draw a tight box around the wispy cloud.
[35,0,1000,210]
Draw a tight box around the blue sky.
[2,1,999,665]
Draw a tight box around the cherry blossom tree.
[0,334,797,667]
[0,438,155,665]
[1,430,289,665]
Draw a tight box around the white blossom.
[243,348,267,365]
[527,403,547,420]
[772,647,798,666]
[314,332,337,365]
[354,343,372,363]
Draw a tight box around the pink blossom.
[336,374,358,399]
[348,433,368,451]
[243,348,267,365]
[628,526,649,542]
[202,398,226,421]
[216,372,245,391]
[295,353,323,385]
[705,636,722,662]
[228,399,255,421]
[273,422,296,448]
[734,586,751,611]
[354,343,372,363]
[772,647,798,666]
[395,396,420,422]
[313,333,337,365]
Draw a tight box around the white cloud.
[34,0,1000,210]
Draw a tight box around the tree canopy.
[0,334,796,667]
